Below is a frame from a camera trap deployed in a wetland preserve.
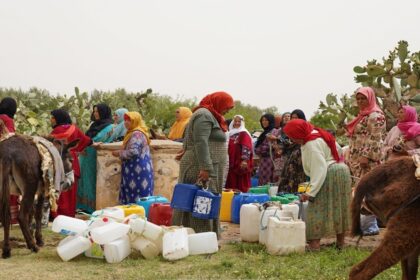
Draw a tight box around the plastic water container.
[220,190,234,222]
[137,196,169,217]
[131,236,160,259]
[259,206,290,245]
[84,242,104,259]
[148,203,173,226]
[251,176,259,187]
[90,222,130,245]
[248,186,269,194]
[266,217,306,255]
[52,215,88,236]
[162,228,189,261]
[268,186,279,196]
[170,183,199,212]
[92,207,125,222]
[104,235,131,263]
[192,189,221,220]
[116,204,145,218]
[281,204,300,221]
[188,232,218,255]
[57,235,91,261]
[240,204,261,242]
[298,182,311,193]
[129,218,163,243]
[231,193,270,224]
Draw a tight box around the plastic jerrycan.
[220,189,234,222]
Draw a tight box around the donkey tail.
[0,160,11,226]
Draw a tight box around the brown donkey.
[350,156,420,280]
[0,134,77,258]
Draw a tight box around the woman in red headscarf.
[49,109,92,217]
[172,91,234,237]
[346,87,386,179]
[283,119,351,251]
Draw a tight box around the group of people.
[2,86,420,251]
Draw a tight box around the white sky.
[1,0,419,118]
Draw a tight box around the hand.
[300,193,310,202]
[91,142,102,149]
[359,156,369,169]
[198,170,209,182]
[267,134,277,141]
[111,150,120,157]
[175,149,185,161]
[240,160,248,169]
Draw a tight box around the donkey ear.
[66,139,80,150]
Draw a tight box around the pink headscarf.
[345,87,383,136]
[397,105,418,139]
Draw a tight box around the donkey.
[349,156,420,280]
[0,134,77,258]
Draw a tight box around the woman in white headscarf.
[225,115,253,192]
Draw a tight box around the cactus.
[316,41,420,135]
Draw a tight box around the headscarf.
[283,119,340,162]
[255,113,275,148]
[85,103,113,138]
[0,97,17,118]
[346,87,383,136]
[406,123,420,141]
[168,107,192,140]
[122,111,150,147]
[193,91,234,132]
[397,105,418,139]
[291,109,306,121]
[51,109,72,128]
[108,108,128,142]
[228,115,251,138]
[274,114,282,129]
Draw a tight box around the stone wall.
[95,140,182,210]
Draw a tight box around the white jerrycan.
[52,215,88,236]
[57,235,91,261]
[266,216,306,255]
[104,235,131,263]
[259,205,284,245]
[188,232,218,255]
[162,228,189,261]
[240,204,261,242]
[90,222,130,245]
[131,236,160,259]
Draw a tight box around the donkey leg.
[34,195,44,247]
[0,162,12,258]
[1,214,11,258]
[401,247,420,280]
[18,194,38,253]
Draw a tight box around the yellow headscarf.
[168,107,192,140]
[122,112,150,147]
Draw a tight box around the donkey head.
[52,139,80,191]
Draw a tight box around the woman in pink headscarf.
[383,105,419,160]
[346,87,386,180]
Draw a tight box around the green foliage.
[0,87,278,136]
[318,41,420,134]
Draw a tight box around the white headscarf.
[228,115,252,137]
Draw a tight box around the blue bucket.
[170,183,199,212]
[192,189,221,220]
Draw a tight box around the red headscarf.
[283,119,340,162]
[193,91,234,132]
[397,105,418,139]
[346,87,383,136]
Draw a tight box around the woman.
[112,112,154,203]
[225,115,253,192]
[108,108,128,142]
[50,109,92,217]
[281,112,291,127]
[172,91,234,236]
[168,107,192,142]
[283,119,351,250]
[77,104,114,213]
[346,87,386,179]
[383,105,418,160]
[0,97,18,224]
[278,109,307,193]
[255,114,280,185]
[274,114,283,129]
[346,87,385,235]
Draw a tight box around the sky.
[1,0,419,118]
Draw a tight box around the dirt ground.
[219,221,385,249]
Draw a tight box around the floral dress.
[119,131,154,204]
[348,111,386,181]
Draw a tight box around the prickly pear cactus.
[317,41,420,135]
